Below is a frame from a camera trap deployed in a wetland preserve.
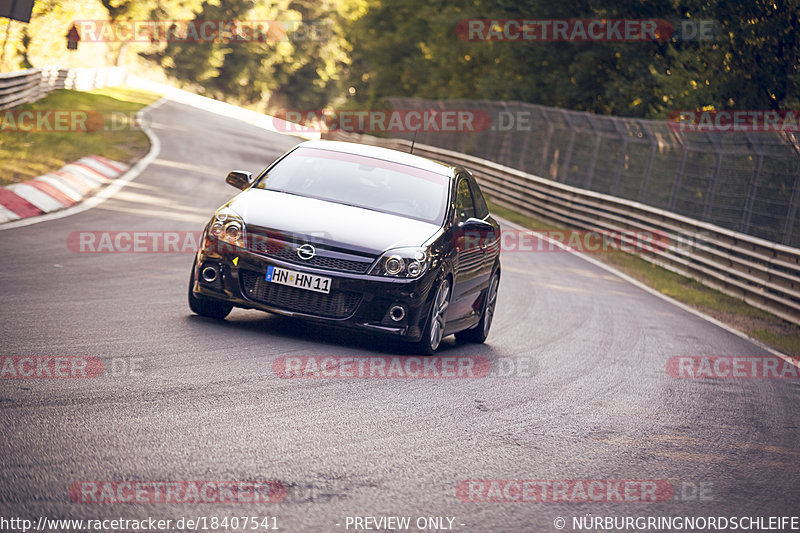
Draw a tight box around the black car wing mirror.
[460,217,494,231]
[455,217,496,251]
[226,170,253,190]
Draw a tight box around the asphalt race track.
[1,97,799,532]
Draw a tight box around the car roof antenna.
[410,129,418,154]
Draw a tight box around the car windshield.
[254,147,450,225]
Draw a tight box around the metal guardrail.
[325,130,800,326]
[386,97,800,248]
[0,67,128,111]
[0,68,44,109]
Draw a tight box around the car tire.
[188,262,233,319]
[414,277,451,355]
[456,269,499,344]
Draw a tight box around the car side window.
[468,176,489,219]
[456,176,475,223]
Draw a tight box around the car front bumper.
[191,237,439,341]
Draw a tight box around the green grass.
[487,199,800,357]
[0,86,161,186]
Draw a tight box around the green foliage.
[138,0,351,111]
[650,0,800,113]
[345,0,800,118]
[3,0,798,119]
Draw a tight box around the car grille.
[246,229,374,274]
[240,270,361,319]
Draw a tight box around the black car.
[189,140,501,354]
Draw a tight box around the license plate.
[265,266,331,294]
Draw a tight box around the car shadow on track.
[184,310,503,357]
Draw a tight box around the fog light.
[389,305,406,322]
[201,265,218,283]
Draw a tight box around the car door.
[449,173,485,324]
[467,174,500,275]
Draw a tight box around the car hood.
[229,188,441,255]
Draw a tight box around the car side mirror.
[225,170,253,190]
[459,217,493,231]
[454,217,495,251]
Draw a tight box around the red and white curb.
[0,155,129,224]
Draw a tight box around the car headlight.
[371,247,429,278]
[208,207,245,248]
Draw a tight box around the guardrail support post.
[539,116,554,178]
[702,139,724,222]
[558,110,577,182]
[584,133,602,189]
[669,144,689,212]
[783,169,800,245]
[741,153,763,234]
[639,122,658,202]
[611,138,629,196]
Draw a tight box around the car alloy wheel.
[456,269,499,344]
[419,278,450,354]
[482,272,499,337]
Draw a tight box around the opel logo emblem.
[297,244,316,260]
